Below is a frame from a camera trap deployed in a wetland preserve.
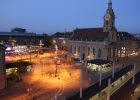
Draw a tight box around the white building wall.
[68,40,110,60]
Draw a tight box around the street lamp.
[80,69,83,98]
[51,39,57,56]
[28,45,32,63]
[53,39,56,44]
[62,39,66,50]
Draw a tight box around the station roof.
[0,32,43,37]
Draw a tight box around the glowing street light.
[53,39,56,44]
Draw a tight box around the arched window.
[88,47,90,56]
[74,46,76,54]
[112,21,114,26]
[78,46,80,54]
[93,48,95,56]
[106,20,108,26]
[98,48,101,58]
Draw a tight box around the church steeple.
[103,0,116,32]
[108,0,112,9]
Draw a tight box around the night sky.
[0,0,140,34]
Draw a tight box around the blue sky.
[0,0,140,34]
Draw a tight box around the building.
[0,28,52,54]
[52,32,72,50]
[0,31,43,46]
[68,0,138,61]
[0,44,6,89]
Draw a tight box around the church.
[68,0,138,61]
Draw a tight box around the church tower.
[103,0,116,32]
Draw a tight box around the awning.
[87,59,111,65]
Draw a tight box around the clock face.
[105,14,110,20]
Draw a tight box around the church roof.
[71,28,109,41]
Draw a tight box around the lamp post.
[112,60,115,78]
[55,59,57,76]
[99,65,102,86]
[62,39,66,50]
[40,60,44,76]
[132,64,136,84]
[80,69,83,98]
[29,45,32,63]
[107,78,111,100]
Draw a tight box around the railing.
[90,71,133,100]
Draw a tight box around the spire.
[108,0,112,9]
[109,0,112,3]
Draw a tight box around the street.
[1,52,140,100]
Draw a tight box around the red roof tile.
[71,28,109,41]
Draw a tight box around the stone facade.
[68,0,117,61]
[68,0,138,61]
[68,40,115,60]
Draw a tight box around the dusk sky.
[0,0,140,34]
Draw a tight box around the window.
[93,48,95,56]
[98,48,101,58]
[106,21,108,26]
[78,46,80,54]
[88,47,90,56]
[112,21,114,26]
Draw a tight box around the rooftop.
[71,28,109,41]
[0,32,43,37]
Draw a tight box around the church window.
[93,48,95,56]
[112,21,114,26]
[88,47,90,56]
[106,21,108,26]
[98,48,101,58]
[78,46,80,54]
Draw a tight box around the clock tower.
[103,0,116,32]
